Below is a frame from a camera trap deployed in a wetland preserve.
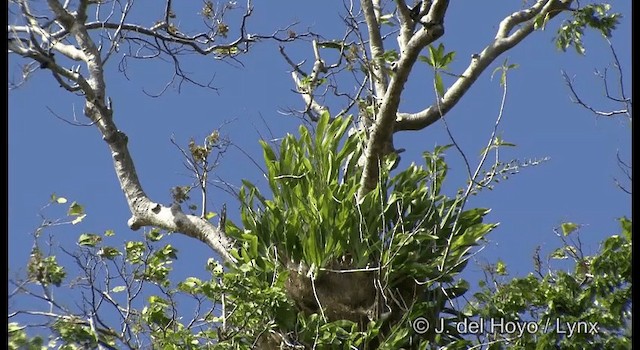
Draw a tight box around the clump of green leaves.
[540,4,621,55]
[227,112,498,348]
[419,43,456,97]
[465,218,631,349]
[27,247,66,287]
[227,112,366,269]
[9,323,45,350]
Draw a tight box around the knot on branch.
[421,21,444,37]
[128,216,141,231]
[217,203,227,233]
[170,203,187,228]
[103,130,128,145]
[312,60,327,75]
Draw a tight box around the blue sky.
[8,0,631,310]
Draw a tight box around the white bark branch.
[394,0,413,52]
[395,0,572,132]
[358,0,448,197]
[90,92,236,264]
[10,0,239,264]
[361,0,389,99]
[291,71,330,119]
[358,0,572,197]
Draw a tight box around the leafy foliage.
[9,323,46,350]
[225,112,498,347]
[552,4,621,55]
[8,109,631,348]
[9,112,501,349]
[464,218,632,349]
[7,1,629,347]
[419,43,456,97]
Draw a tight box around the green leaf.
[434,72,445,97]
[98,246,121,259]
[49,193,67,204]
[550,247,567,259]
[29,255,66,287]
[561,222,579,236]
[67,201,84,216]
[178,277,203,293]
[496,260,507,275]
[418,55,432,66]
[260,139,277,163]
[619,217,631,241]
[382,49,399,63]
[445,280,470,298]
[212,262,224,276]
[442,51,456,68]
[125,241,146,264]
[240,233,259,258]
[425,43,454,70]
[147,228,163,242]
[564,245,577,257]
[78,233,102,247]
[315,110,330,146]
[433,144,453,155]
[104,229,115,237]
[204,212,217,220]
[427,45,438,67]
[317,40,344,49]
[160,244,178,260]
[111,286,126,293]
[533,12,551,30]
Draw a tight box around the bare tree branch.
[286,40,332,120]
[561,38,631,121]
[8,1,295,264]
[8,0,320,264]
[361,0,389,100]
[561,39,631,195]
[562,71,629,118]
